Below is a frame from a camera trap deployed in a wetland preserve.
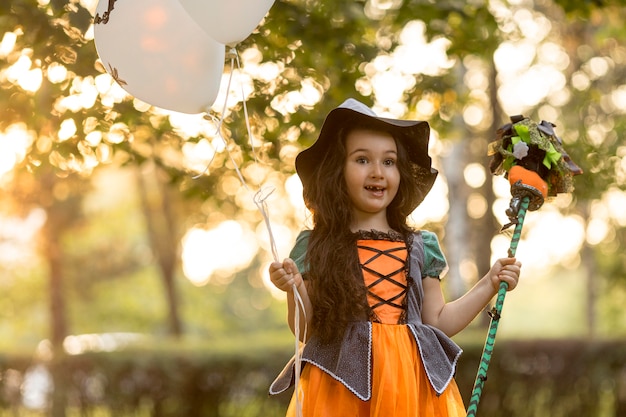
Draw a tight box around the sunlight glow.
[270,77,324,116]
[463,104,484,127]
[361,19,454,115]
[0,31,17,58]
[105,123,130,144]
[87,135,104,157]
[182,221,258,286]
[460,258,479,284]
[47,62,68,84]
[285,174,307,222]
[6,54,31,80]
[571,71,591,91]
[58,119,77,141]
[396,21,454,77]
[369,70,415,110]
[464,163,487,188]
[409,176,448,226]
[182,139,218,175]
[0,124,34,177]
[586,218,609,246]
[603,187,626,226]
[493,19,570,116]
[498,63,566,114]
[19,68,43,93]
[585,56,610,79]
[169,112,217,139]
[0,208,46,267]
[415,95,437,118]
[241,47,284,83]
[55,76,99,112]
[256,221,295,266]
[467,193,488,219]
[494,41,536,75]
[611,85,626,112]
[64,333,143,355]
[525,210,586,259]
[4,53,43,93]
[514,9,552,41]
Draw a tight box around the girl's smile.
[343,129,400,229]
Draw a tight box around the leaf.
[513,124,531,143]
[542,143,562,169]
[503,156,515,171]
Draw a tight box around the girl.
[269,98,521,416]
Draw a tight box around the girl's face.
[343,129,400,225]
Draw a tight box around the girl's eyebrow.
[347,148,367,156]
[347,148,398,156]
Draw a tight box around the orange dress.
[283,235,467,417]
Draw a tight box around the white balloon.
[93,0,225,114]
[177,0,275,47]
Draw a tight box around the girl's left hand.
[489,257,522,291]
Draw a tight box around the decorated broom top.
[488,115,583,212]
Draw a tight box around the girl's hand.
[269,258,303,292]
[488,257,522,292]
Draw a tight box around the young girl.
[268,98,522,416]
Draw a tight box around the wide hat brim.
[296,99,438,211]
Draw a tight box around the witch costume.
[269,99,467,416]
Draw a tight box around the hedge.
[1,338,624,416]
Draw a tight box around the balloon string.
[192,48,237,179]
[191,46,306,416]
[232,48,259,162]
[191,112,221,179]
[230,46,306,416]
[253,187,279,262]
[292,283,306,417]
[195,47,273,252]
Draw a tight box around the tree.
[2,0,625,375]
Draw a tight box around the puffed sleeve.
[421,230,448,279]
[289,229,311,275]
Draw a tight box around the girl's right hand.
[269,258,303,292]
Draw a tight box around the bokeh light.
[182,221,258,286]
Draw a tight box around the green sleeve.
[421,230,448,279]
[288,230,311,275]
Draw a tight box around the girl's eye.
[383,159,396,166]
[356,156,368,164]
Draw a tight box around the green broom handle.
[466,195,530,416]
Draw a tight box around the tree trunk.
[473,58,506,327]
[442,64,471,301]
[42,222,68,347]
[136,164,182,337]
[39,174,70,417]
[581,203,596,338]
[442,139,470,300]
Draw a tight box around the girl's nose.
[370,163,383,178]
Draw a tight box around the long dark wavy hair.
[302,123,425,343]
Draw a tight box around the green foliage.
[0,339,624,416]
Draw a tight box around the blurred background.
[1,0,625,416]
